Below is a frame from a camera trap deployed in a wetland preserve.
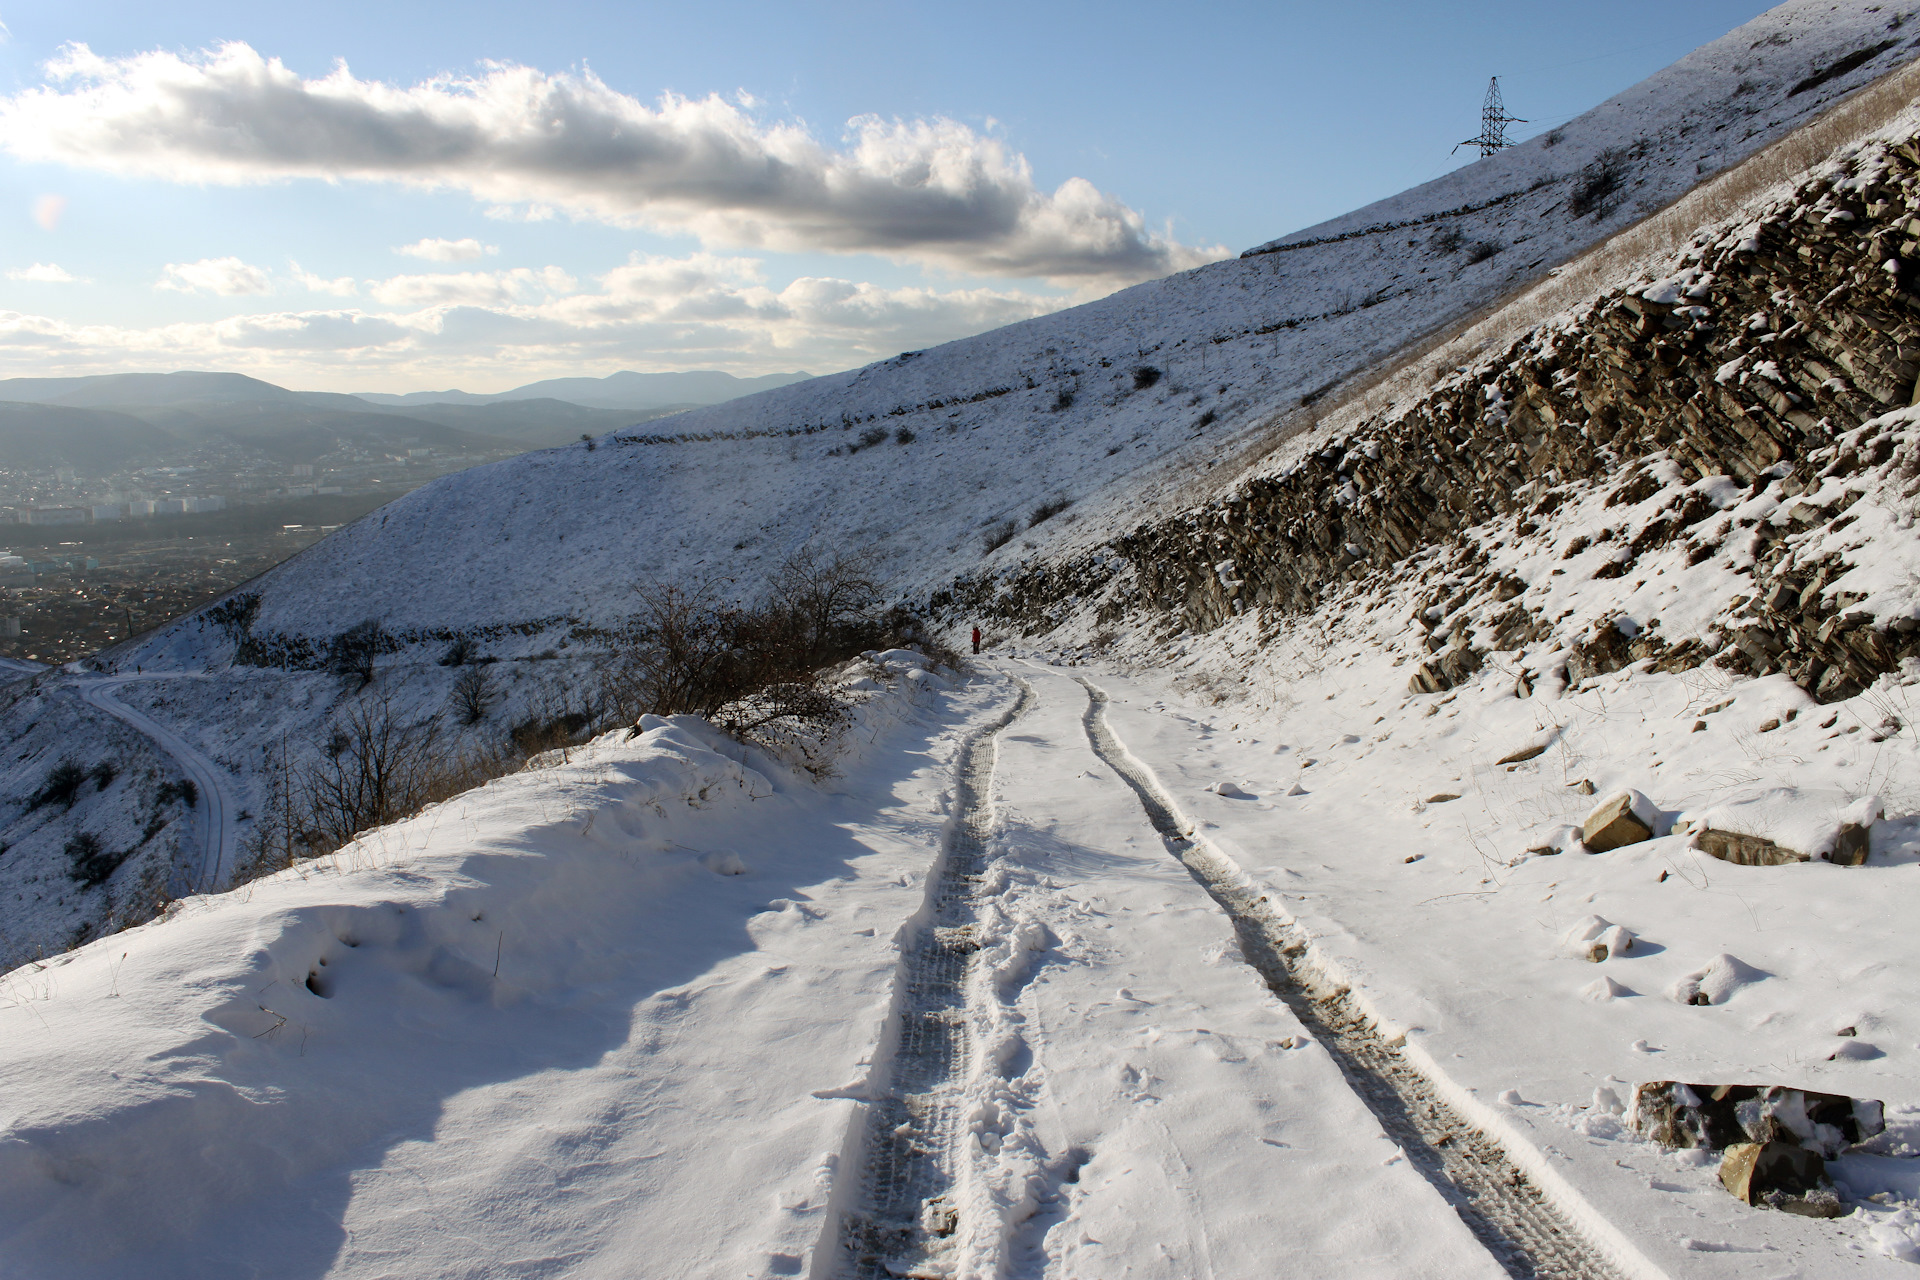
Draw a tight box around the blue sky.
[0,1,1768,392]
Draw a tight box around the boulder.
[1719,1141,1844,1217]
[1407,642,1483,695]
[1566,619,1637,683]
[1830,820,1872,866]
[1496,742,1549,765]
[1629,1081,1883,1155]
[1583,792,1653,851]
[1695,828,1808,866]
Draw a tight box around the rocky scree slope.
[956,130,1920,710]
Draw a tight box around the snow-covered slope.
[15,9,1920,1275]
[114,0,1920,665]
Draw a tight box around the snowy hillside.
[13,6,1920,1277]
[109,0,1920,661]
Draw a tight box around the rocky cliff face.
[950,133,1920,706]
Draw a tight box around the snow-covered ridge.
[105,0,1916,665]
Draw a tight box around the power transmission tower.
[1454,77,1526,158]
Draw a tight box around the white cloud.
[394,236,497,262]
[0,251,1065,386]
[155,256,272,295]
[367,265,575,307]
[6,262,81,283]
[0,42,1227,284]
[289,261,357,296]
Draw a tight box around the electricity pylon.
[1454,77,1526,158]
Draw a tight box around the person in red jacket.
[971,626,982,655]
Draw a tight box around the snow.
[7,4,1920,1274]
[0,670,981,1278]
[101,1,1920,669]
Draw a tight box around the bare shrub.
[156,778,197,807]
[1132,366,1162,391]
[605,547,901,751]
[450,665,498,726]
[30,759,87,811]
[66,832,128,887]
[982,520,1018,555]
[1567,149,1628,219]
[90,760,117,791]
[1030,496,1074,526]
[1465,240,1503,264]
[772,546,884,667]
[328,619,387,689]
[1429,225,1466,255]
[300,696,462,851]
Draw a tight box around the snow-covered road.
[71,674,238,892]
[5,655,1911,1277]
[836,660,1619,1278]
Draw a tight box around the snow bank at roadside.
[0,660,972,1279]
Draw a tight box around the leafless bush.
[328,619,387,689]
[300,695,452,850]
[982,519,1018,554]
[66,831,127,887]
[29,759,86,811]
[606,547,899,749]
[239,703,518,881]
[450,665,498,726]
[1030,496,1074,526]
[1566,149,1628,219]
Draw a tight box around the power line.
[1454,76,1526,158]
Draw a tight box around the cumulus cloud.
[290,261,357,296]
[0,251,1064,385]
[395,236,496,262]
[0,42,1227,284]
[366,265,575,307]
[6,262,81,283]
[155,256,272,295]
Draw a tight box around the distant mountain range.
[0,369,817,472]
[353,369,812,411]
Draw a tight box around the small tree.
[450,666,498,726]
[771,545,882,665]
[301,695,444,848]
[328,619,387,689]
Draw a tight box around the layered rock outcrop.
[951,134,1920,703]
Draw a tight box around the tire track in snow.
[834,676,1035,1279]
[1074,675,1629,1280]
